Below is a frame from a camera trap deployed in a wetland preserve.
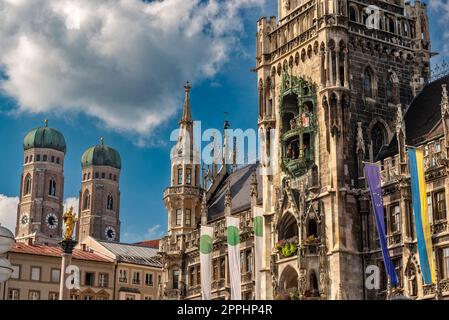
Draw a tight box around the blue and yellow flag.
[407,148,436,285]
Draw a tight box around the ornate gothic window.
[24,175,32,195]
[107,194,114,210]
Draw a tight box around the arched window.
[49,179,56,196]
[309,271,319,297]
[388,17,395,33]
[371,123,386,158]
[107,194,114,210]
[364,68,373,98]
[386,74,393,101]
[83,191,91,210]
[24,175,32,195]
[349,6,357,22]
[278,212,298,241]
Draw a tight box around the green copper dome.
[81,138,121,169]
[23,121,67,154]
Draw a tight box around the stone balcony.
[432,220,449,235]
[163,185,202,199]
[387,233,402,246]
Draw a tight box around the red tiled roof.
[133,239,160,249]
[10,243,112,263]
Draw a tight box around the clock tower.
[77,138,121,243]
[16,120,66,246]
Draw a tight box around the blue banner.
[364,163,399,287]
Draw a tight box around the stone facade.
[160,0,449,301]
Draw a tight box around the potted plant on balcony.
[275,237,298,258]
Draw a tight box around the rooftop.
[96,240,162,268]
[10,243,113,263]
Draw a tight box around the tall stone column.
[59,239,77,300]
[344,49,349,88]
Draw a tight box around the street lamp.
[0,225,15,283]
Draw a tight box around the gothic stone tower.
[161,83,203,299]
[16,120,66,246]
[256,0,430,299]
[77,138,121,243]
[163,82,202,237]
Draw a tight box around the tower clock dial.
[105,226,116,241]
[46,213,58,229]
[20,213,29,225]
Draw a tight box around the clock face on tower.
[45,213,58,229]
[20,213,29,225]
[105,226,116,241]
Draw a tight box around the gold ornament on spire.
[63,207,77,241]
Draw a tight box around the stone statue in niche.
[284,0,291,11]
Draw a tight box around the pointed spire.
[180,81,192,124]
[225,179,232,209]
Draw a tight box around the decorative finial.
[180,81,192,124]
[44,119,48,127]
[184,81,191,92]
[100,137,104,145]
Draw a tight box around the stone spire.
[441,84,449,157]
[224,179,232,216]
[441,84,449,117]
[201,190,208,225]
[180,81,192,124]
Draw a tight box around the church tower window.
[83,191,91,210]
[49,179,56,196]
[107,194,114,210]
[24,175,32,195]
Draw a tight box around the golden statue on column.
[63,207,77,241]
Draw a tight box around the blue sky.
[0,0,446,242]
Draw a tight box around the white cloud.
[145,224,163,239]
[0,194,19,232]
[122,223,164,243]
[63,197,79,216]
[0,0,265,142]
